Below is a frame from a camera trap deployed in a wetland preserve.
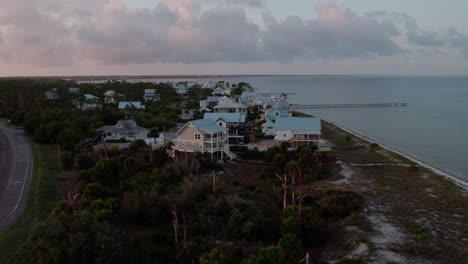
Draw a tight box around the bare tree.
[170,206,179,254]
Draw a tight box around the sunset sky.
[1,0,467,76]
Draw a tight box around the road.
[0,124,33,234]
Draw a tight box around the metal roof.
[190,119,227,134]
[118,102,145,109]
[213,102,247,109]
[83,94,99,100]
[275,117,321,133]
[204,112,246,123]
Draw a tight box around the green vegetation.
[0,143,61,263]
[0,80,366,263]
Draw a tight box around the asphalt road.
[0,124,33,234]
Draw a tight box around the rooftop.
[118,102,145,109]
[204,112,246,123]
[214,102,247,109]
[190,119,227,134]
[275,117,321,133]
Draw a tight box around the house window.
[219,122,222,126]
[195,134,201,140]
[304,134,308,139]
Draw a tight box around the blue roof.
[214,102,247,109]
[241,91,255,97]
[190,119,227,134]
[83,94,99,100]
[119,102,145,109]
[207,96,223,102]
[275,117,321,133]
[204,112,246,123]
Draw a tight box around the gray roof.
[98,119,148,133]
[207,96,224,102]
[83,94,99,100]
[214,102,247,109]
[119,102,145,109]
[190,119,227,134]
[204,112,246,123]
[275,117,321,133]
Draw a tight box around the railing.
[291,103,408,109]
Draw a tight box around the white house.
[262,120,276,136]
[202,81,216,89]
[172,119,235,160]
[212,87,231,96]
[214,102,248,114]
[239,91,256,106]
[175,83,188,96]
[97,120,149,142]
[76,94,102,110]
[204,112,249,144]
[144,89,160,102]
[45,88,60,100]
[274,117,322,150]
[118,102,145,110]
[105,90,124,104]
[206,96,224,107]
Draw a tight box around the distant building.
[118,102,145,110]
[44,88,61,100]
[144,89,160,102]
[274,117,322,150]
[206,96,224,107]
[97,120,148,142]
[212,87,231,96]
[105,90,124,104]
[172,119,235,160]
[68,87,80,94]
[213,102,248,114]
[76,94,101,110]
[262,120,276,136]
[175,83,187,96]
[204,112,249,144]
[239,91,256,106]
[202,81,216,89]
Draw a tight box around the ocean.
[128,75,468,182]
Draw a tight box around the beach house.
[212,87,231,96]
[206,96,224,107]
[262,120,276,136]
[214,102,248,114]
[118,102,145,110]
[143,89,160,102]
[175,83,188,96]
[97,119,148,142]
[76,94,102,110]
[44,88,61,100]
[172,119,235,160]
[274,117,322,150]
[68,87,80,94]
[204,112,249,144]
[105,90,124,104]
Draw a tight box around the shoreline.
[322,118,468,190]
[294,111,468,190]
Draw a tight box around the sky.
[0,0,467,76]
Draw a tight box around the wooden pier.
[290,102,408,109]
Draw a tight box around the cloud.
[0,0,466,67]
[261,3,402,62]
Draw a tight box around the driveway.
[0,124,33,233]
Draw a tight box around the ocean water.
[133,75,468,181]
